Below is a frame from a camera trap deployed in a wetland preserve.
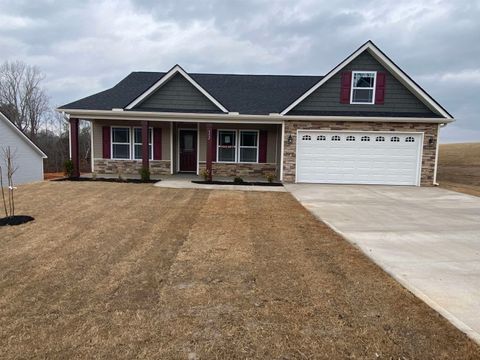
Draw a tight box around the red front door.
[179,130,197,172]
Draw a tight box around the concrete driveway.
[286,184,480,343]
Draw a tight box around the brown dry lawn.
[438,142,480,196]
[0,182,479,359]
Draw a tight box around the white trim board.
[280,41,454,120]
[125,65,228,112]
[0,112,47,158]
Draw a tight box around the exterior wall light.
[288,135,293,144]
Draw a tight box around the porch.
[69,118,282,181]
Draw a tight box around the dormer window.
[350,71,376,104]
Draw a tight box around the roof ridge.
[131,70,323,78]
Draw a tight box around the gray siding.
[136,73,220,112]
[290,51,438,117]
[0,117,44,184]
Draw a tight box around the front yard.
[0,182,478,359]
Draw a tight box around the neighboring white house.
[0,112,47,185]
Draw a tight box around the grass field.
[0,182,479,359]
[437,142,480,196]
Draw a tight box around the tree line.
[0,60,91,173]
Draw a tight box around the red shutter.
[102,126,110,159]
[259,130,268,163]
[212,129,217,162]
[375,72,386,105]
[153,127,162,160]
[340,71,352,104]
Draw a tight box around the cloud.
[0,0,479,142]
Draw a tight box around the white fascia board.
[124,65,228,113]
[59,108,452,124]
[0,112,48,158]
[280,41,453,120]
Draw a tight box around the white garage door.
[296,131,423,185]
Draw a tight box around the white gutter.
[56,108,454,124]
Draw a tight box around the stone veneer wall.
[198,162,277,178]
[94,159,171,175]
[282,121,438,186]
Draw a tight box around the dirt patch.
[0,182,478,359]
[438,143,480,196]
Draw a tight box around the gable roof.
[59,72,323,115]
[126,65,228,112]
[0,112,47,158]
[280,40,453,119]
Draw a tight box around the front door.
[179,129,197,172]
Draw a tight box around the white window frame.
[350,71,376,105]
[111,126,131,160]
[216,129,237,164]
[133,127,154,160]
[238,130,259,163]
[216,129,260,164]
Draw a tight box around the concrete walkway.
[155,175,286,192]
[286,184,480,343]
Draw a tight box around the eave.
[56,108,453,124]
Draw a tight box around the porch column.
[206,123,213,181]
[69,118,80,178]
[141,120,149,170]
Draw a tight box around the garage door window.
[405,136,415,142]
[361,136,370,142]
[376,136,385,142]
[391,136,400,142]
[346,135,355,141]
[302,134,311,140]
[332,135,341,141]
[317,135,326,141]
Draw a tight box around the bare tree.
[0,60,49,140]
[0,147,18,219]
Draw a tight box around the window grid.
[405,136,415,142]
[239,130,259,163]
[133,127,153,160]
[111,127,131,160]
[346,135,355,141]
[317,135,326,141]
[361,136,370,142]
[331,135,341,141]
[302,134,312,141]
[350,71,376,104]
[376,136,385,142]
[391,136,400,142]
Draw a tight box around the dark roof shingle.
[59,71,323,115]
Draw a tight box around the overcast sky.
[0,0,479,143]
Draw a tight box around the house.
[58,41,453,186]
[0,112,47,185]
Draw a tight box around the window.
[302,134,311,140]
[346,135,355,141]
[112,127,130,159]
[317,135,326,141]
[133,128,153,160]
[218,130,236,162]
[391,136,400,142]
[376,136,385,142]
[405,136,415,143]
[351,71,376,104]
[331,135,341,141]
[361,136,370,142]
[239,131,258,163]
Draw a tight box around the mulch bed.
[192,180,283,187]
[0,215,34,226]
[53,177,158,184]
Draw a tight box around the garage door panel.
[296,131,422,185]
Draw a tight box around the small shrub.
[139,167,151,182]
[233,176,244,184]
[200,169,210,181]
[64,159,74,178]
[265,172,276,183]
[118,170,125,182]
[91,172,97,180]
